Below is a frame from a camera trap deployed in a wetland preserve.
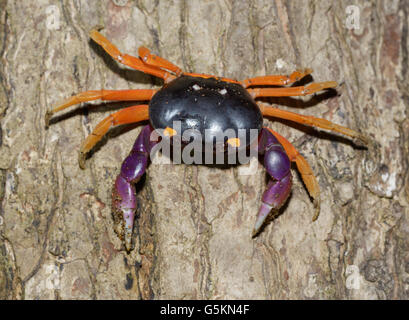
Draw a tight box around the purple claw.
[261,174,292,207]
[253,128,292,235]
[112,125,156,252]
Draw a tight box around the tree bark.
[0,0,408,299]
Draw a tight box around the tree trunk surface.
[0,0,408,300]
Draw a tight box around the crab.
[46,29,367,252]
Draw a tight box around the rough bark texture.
[0,0,408,300]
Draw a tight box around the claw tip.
[253,203,273,238]
[357,134,370,147]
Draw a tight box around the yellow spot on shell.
[164,127,177,137]
[227,138,241,148]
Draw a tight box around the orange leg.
[259,103,368,145]
[79,104,149,169]
[138,46,182,76]
[46,89,156,127]
[182,72,240,84]
[265,127,321,220]
[247,81,338,98]
[241,69,313,88]
[90,29,176,83]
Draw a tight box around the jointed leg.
[90,29,176,82]
[45,89,156,127]
[138,47,182,76]
[259,103,368,145]
[79,104,149,169]
[241,69,313,88]
[265,127,321,221]
[254,128,292,236]
[247,81,337,98]
[112,125,156,252]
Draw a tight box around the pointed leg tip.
[305,81,338,95]
[252,228,260,238]
[45,111,52,129]
[78,152,86,170]
[311,198,320,222]
[253,203,273,238]
[89,26,106,43]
